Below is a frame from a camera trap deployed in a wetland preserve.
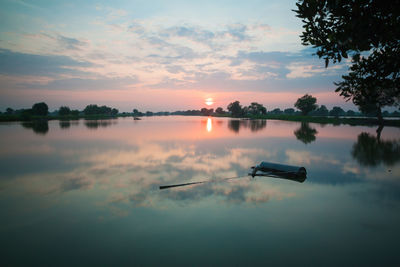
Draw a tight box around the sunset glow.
[205,98,214,106]
[0,0,356,112]
[206,117,212,132]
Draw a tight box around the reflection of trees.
[21,121,49,135]
[84,120,115,129]
[352,132,400,167]
[227,119,267,133]
[59,120,71,129]
[294,122,318,144]
[228,120,241,133]
[248,120,267,132]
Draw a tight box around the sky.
[0,0,355,112]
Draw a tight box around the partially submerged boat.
[250,161,307,183]
[159,161,307,189]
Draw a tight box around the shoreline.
[1,113,399,127]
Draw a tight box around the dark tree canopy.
[329,106,345,117]
[247,102,267,115]
[284,108,295,114]
[346,110,356,116]
[215,107,225,114]
[294,0,400,65]
[84,104,116,115]
[32,102,48,116]
[58,106,71,116]
[200,108,213,116]
[294,94,318,115]
[111,108,119,115]
[313,105,329,116]
[270,108,283,115]
[6,107,14,114]
[294,0,400,122]
[227,101,244,117]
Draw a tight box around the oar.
[159,170,304,190]
[160,181,205,190]
[159,175,249,190]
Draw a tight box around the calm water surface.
[1,116,400,266]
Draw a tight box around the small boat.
[133,117,141,120]
[250,161,307,183]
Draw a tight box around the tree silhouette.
[6,108,14,114]
[294,0,400,123]
[215,107,225,114]
[312,105,329,116]
[329,106,345,117]
[284,108,295,115]
[294,94,317,115]
[247,102,267,115]
[200,108,213,116]
[58,106,71,116]
[32,102,48,116]
[227,101,244,117]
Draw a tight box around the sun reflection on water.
[207,117,212,132]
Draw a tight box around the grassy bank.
[0,114,130,122]
[243,114,400,127]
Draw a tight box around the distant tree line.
[83,104,118,116]
[222,96,400,118]
[2,97,400,122]
[1,102,119,120]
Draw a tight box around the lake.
[1,116,399,266]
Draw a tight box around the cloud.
[25,76,139,90]
[0,12,350,109]
[0,48,92,77]
[57,35,87,50]
[286,62,344,79]
[224,23,249,41]
[160,26,216,43]
[60,176,93,192]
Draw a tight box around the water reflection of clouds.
[285,149,340,166]
[159,181,293,205]
[2,117,400,219]
[1,138,293,216]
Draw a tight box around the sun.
[205,97,214,106]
